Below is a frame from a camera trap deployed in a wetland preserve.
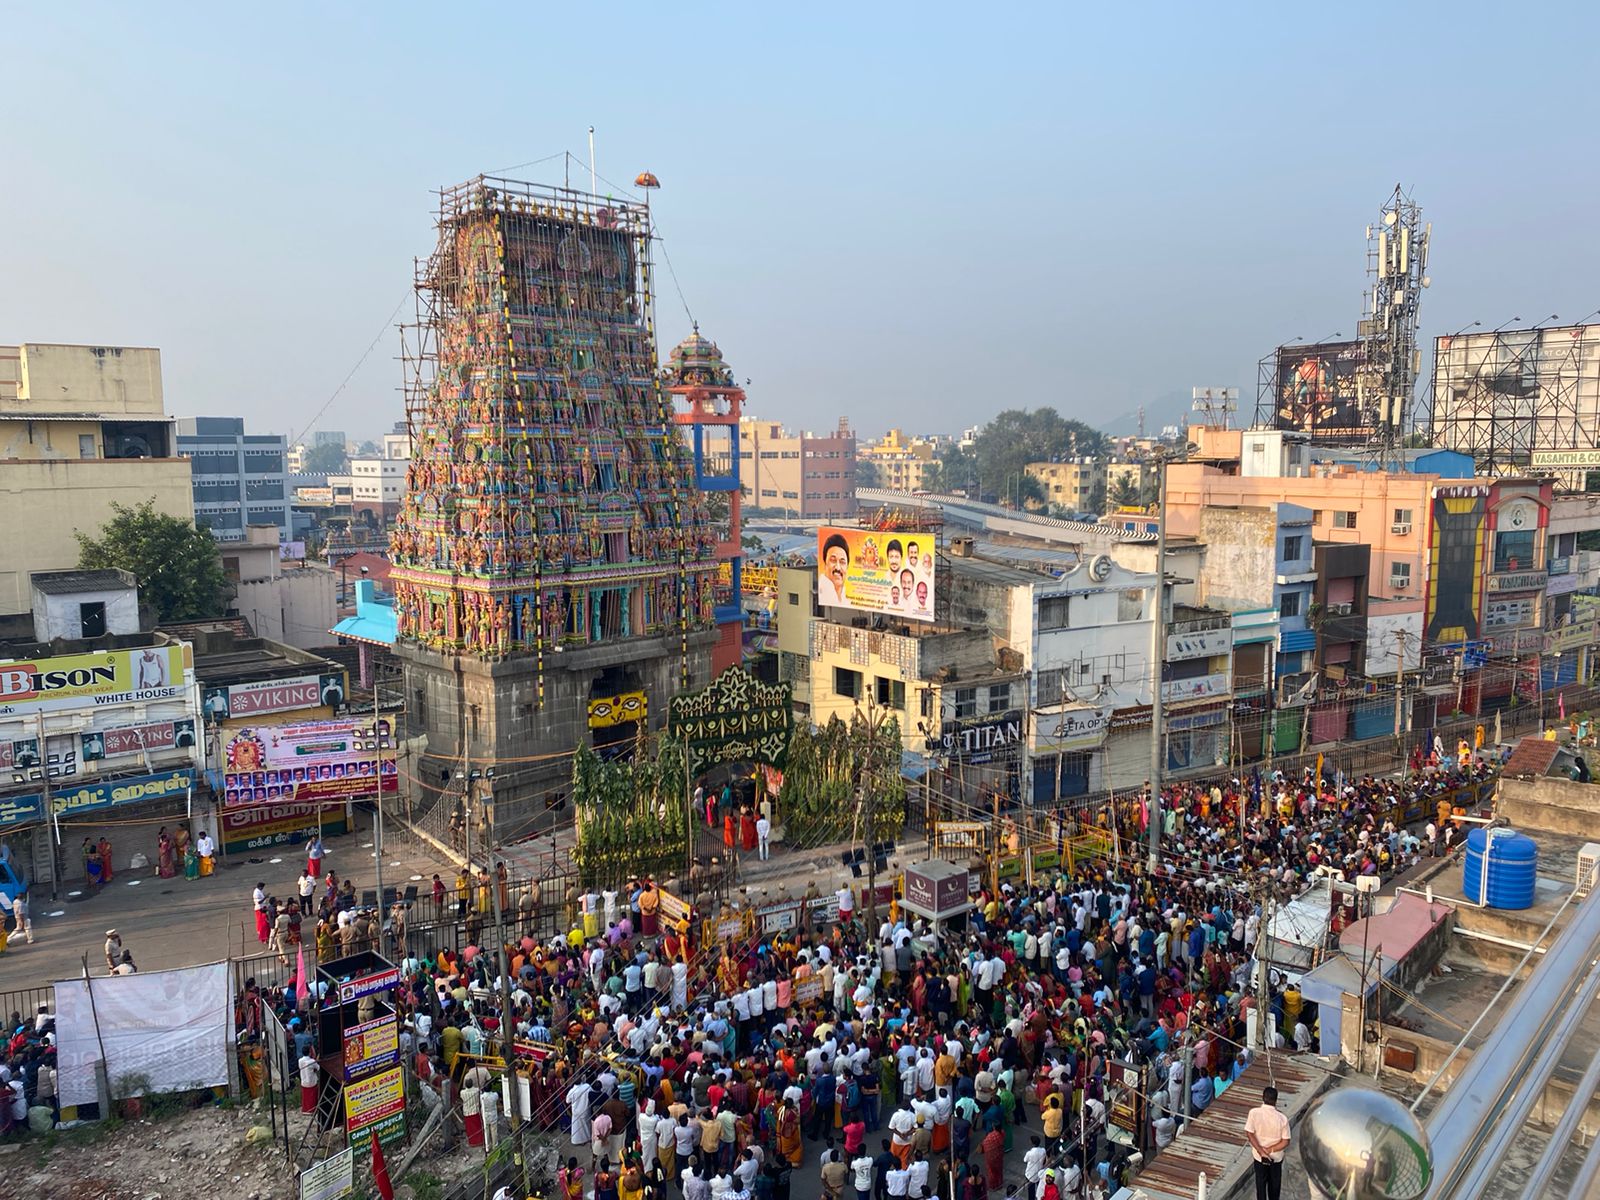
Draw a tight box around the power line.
[290,292,410,448]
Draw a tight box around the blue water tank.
[1462,827,1538,909]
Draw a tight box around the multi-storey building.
[738,416,857,520]
[859,428,939,493]
[0,343,193,617]
[175,416,293,543]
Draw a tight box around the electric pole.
[1146,452,1169,872]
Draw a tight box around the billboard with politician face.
[817,527,936,621]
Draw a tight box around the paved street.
[0,811,456,993]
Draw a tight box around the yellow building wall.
[13,344,165,416]
[0,457,195,614]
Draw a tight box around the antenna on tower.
[1137,405,1146,439]
[1191,387,1239,430]
[1359,185,1430,470]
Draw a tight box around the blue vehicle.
[0,858,27,917]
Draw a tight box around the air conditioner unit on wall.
[1579,843,1600,897]
[1392,523,1412,535]
[1390,576,1411,589]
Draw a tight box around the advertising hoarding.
[1273,340,1367,439]
[299,1148,354,1200]
[221,719,396,808]
[816,526,937,621]
[203,672,346,721]
[80,719,197,762]
[1425,489,1488,645]
[0,646,187,716]
[48,769,193,818]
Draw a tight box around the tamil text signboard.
[342,1013,399,1082]
[343,1065,405,1153]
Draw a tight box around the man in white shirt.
[1244,1086,1290,1200]
[756,815,771,860]
[837,884,855,925]
[1022,1136,1046,1191]
[850,1149,875,1200]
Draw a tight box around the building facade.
[859,428,938,492]
[738,417,857,520]
[175,416,293,543]
[0,634,202,892]
[0,343,193,617]
[1025,459,1105,514]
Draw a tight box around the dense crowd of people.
[224,748,1497,1199]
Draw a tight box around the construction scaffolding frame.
[389,174,719,699]
[1427,322,1600,492]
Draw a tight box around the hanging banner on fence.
[656,887,689,926]
[757,900,800,935]
[300,1147,354,1200]
[342,1013,399,1082]
[343,1065,405,1153]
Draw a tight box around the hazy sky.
[5,3,1598,443]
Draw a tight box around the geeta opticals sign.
[817,526,937,621]
[0,646,186,716]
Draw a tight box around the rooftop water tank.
[1463,826,1538,910]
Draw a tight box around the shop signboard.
[938,710,1024,764]
[0,646,187,716]
[48,769,193,818]
[220,800,347,854]
[80,719,197,762]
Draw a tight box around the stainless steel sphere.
[1298,1085,1434,1200]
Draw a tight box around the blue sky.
[4,3,1598,442]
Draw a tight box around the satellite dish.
[1422,276,1431,288]
[1088,555,1112,582]
[1384,210,1398,226]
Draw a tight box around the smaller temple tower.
[666,328,745,673]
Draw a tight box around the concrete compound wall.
[1497,775,1600,838]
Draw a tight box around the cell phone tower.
[1358,185,1431,469]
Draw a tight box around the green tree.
[1107,475,1141,509]
[303,443,348,473]
[76,501,228,622]
[963,409,1108,502]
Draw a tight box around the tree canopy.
[76,501,228,623]
[926,408,1107,505]
[302,443,349,473]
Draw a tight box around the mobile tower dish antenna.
[1359,185,1430,469]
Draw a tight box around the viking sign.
[667,665,794,770]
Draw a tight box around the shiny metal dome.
[1299,1086,1433,1200]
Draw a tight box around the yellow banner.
[0,645,187,716]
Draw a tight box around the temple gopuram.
[390,174,718,821]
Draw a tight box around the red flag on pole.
[295,944,309,1009]
[372,1132,395,1200]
